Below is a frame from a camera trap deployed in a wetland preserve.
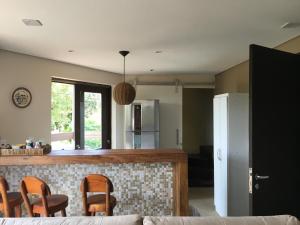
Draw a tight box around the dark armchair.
[188,145,213,187]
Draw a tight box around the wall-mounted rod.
[128,80,214,88]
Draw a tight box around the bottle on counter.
[34,141,41,149]
[26,137,34,149]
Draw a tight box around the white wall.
[111,101,124,149]
[134,85,182,149]
[0,50,123,147]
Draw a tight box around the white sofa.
[144,215,299,225]
[0,215,298,225]
[0,215,142,225]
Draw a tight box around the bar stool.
[20,176,68,217]
[80,174,116,216]
[0,176,23,217]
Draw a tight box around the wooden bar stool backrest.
[81,174,114,193]
[80,174,114,215]
[0,176,11,216]
[20,176,51,217]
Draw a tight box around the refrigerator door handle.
[176,129,179,146]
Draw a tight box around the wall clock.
[12,87,32,108]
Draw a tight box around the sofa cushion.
[0,214,142,225]
[144,215,299,225]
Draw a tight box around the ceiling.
[0,0,300,76]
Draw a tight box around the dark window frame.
[51,77,112,149]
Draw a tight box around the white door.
[214,95,228,216]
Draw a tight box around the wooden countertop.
[0,149,187,166]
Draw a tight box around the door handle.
[217,148,222,161]
[255,174,270,180]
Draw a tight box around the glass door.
[51,78,111,150]
[84,92,102,149]
[51,82,75,150]
[75,84,111,150]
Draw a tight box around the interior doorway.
[182,88,216,216]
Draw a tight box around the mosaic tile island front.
[0,162,174,216]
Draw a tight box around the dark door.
[75,84,111,150]
[249,45,300,218]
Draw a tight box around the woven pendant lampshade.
[113,82,136,105]
[113,51,136,105]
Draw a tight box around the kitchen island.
[0,149,188,216]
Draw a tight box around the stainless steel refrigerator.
[125,100,159,149]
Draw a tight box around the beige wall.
[215,35,300,94]
[182,88,214,154]
[5,34,299,147]
[0,50,214,149]
[0,50,123,146]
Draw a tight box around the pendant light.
[113,50,136,105]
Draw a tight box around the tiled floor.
[189,187,219,216]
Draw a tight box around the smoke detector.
[22,19,43,26]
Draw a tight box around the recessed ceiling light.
[68,50,74,53]
[155,51,162,53]
[150,69,154,72]
[22,19,43,26]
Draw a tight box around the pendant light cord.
[119,50,129,83]
[123,56,126,83]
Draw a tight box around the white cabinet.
[213,93,249,216]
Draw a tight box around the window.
[51,79,111,150]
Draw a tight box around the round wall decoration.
[12,87,32,108]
